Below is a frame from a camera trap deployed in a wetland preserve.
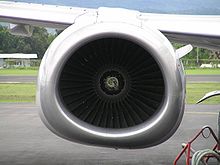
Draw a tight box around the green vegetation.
[0,25,219,62]
[185,68,220,75]
[0,26,57,58]
[0,83,35,102]
[0,68,219,76]
[186,83,220,104]
[0,68,38,76]
[0,83,219,104]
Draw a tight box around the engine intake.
[58,38,165,129]
[38,22,185,149]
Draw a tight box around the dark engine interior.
[58,38,165,129]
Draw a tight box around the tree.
[0,26,19,53]
[23,27,56,58]
[0,25,57,59]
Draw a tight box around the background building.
[0,54,38,68]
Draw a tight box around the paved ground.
[0,75,220,83]
[0,103,220,165]
[186,75,220,82]
[0,76,36,83]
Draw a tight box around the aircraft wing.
[0,1,220,50]
[0,1,97,29]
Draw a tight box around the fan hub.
[100,70,125,96]
[105,77,119,90]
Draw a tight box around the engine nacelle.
[37,21,185,149]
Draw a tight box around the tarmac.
[0,76,36,83]
[186,75,220,82]
[0,103,220,165]
[0,75,220,83]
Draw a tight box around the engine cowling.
[37,22,185,149]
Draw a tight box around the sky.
[11,0,220,15]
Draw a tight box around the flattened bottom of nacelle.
[38,22,185,149]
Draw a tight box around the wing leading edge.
[1,1,220,50]
[0,1,96,29]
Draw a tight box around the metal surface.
[37,16,185,149]
[1,1,220,49]
[197,90,220,104]
[9,24,33,37]
[175,44,193,59]
[0,1,96,29]
[174,126,220,165]
[140,13,220,50]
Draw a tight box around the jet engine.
[37,21,185,149]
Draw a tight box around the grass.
[0,83,36,102]
[185,68,220,75]
[0,68,219,76]
[0,68,220,76]
[0,83,219,104]
[0,68,38,76]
